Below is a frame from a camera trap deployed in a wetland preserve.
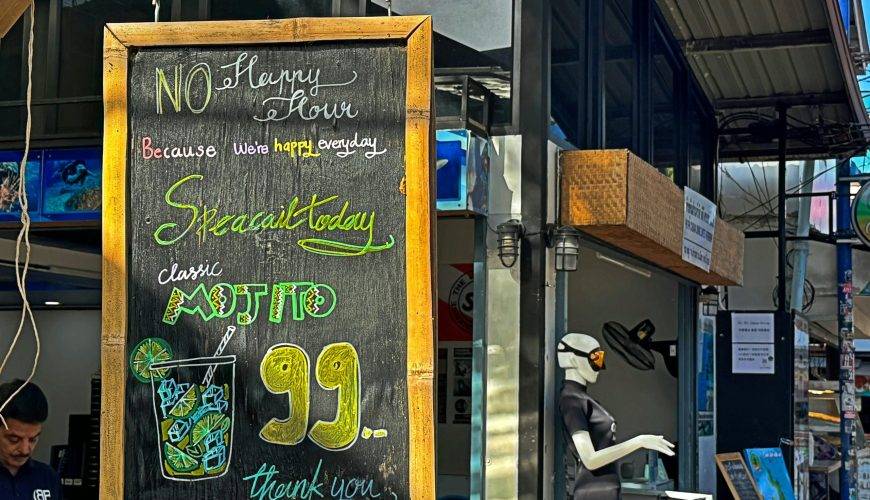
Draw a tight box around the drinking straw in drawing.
[203,326,235,387]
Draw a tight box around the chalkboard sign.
[100,17,434,499]
[716,453,761,500]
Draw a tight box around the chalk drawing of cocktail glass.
[148,354,236,481]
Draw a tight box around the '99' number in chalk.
[259,342,361,450]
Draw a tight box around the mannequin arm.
[571,431,674,471]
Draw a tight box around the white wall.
[727,238,777,311]
[0,310,100,463]
[565,247,679,468]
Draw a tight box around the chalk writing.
[141,136,217,160]
[259,342,362,450]
[156,63,213,114]
[309,343,360,451]
[233,141,270,156]
[157,261,223,285]
[243,461,390,500]
[330,476,382,499]
[152,173,395,257]
[243,461,324,500]
[260,344,310,446]
[212,52,358,123]
[317,134,386,159]
[162,281,337,325]
[274,138,321,158]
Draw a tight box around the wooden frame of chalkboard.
[100,17,434,499]
[715,452,762,499]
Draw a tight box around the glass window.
[0,16,24,101]
[56,0,155,135]
[651,31,676,179]
[370,0,514,127]
[604,0,633,149]
[550,0,585,147]
[0,16,25,137]
[210,0,332,20]
[687,96,705,193]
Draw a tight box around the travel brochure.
[743,448,795,500]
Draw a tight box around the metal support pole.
[836,159,855,498]
[517,0,551,497]
[470,216,488,500]
[776,105,788,313]
[790,161,814,312]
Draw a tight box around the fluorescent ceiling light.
[44,301,61,306]
[595,253,652,278]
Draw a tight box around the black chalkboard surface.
[716,453,761,500]
[101,18,434,500]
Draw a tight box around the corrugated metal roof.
[657,0,868,159]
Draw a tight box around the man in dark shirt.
[0,379,62,500]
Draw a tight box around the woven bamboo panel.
[560,149,744,286]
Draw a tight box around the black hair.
[0,380,48,424]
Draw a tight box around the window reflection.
[210,0,331,20]
[652,31,676,179]
[687,97,705,193]
[56,0,152,134]
[0,15,25,136]
[604,0,633,150]
[370,0,513,126]
[550,0,585,147]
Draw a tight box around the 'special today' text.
[151,173,394,257]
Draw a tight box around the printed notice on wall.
[682,187,716,272]
[732,313,775,343]
[732,312,776,375]
[732,343,775,374]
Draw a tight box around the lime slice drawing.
[168,385,198,418]
[186,442,205,459]
[129,338,173,383]
[163,442,199,473]
[190,412,229,446]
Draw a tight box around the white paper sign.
[732,312,775,343]
[732,343,775,374]
[682,187,716,272]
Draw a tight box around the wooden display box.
[560,149,743,285]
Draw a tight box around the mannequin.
[558,333,674,499]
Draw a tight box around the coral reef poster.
[0,151,42,220]
[42,148,101,217]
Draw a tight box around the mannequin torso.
[558,333,674,500]
[560,380,620,499]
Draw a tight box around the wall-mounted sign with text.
[100,17,436,500]
[682,187,716,272]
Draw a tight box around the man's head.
[0,380,48,474]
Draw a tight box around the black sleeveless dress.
[560,380,621,500]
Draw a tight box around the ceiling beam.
[0,0,29,39]
[718,142,864,160]
[715,92,846,109]
[681,29,830,54]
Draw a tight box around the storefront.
[0,0,867,499]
